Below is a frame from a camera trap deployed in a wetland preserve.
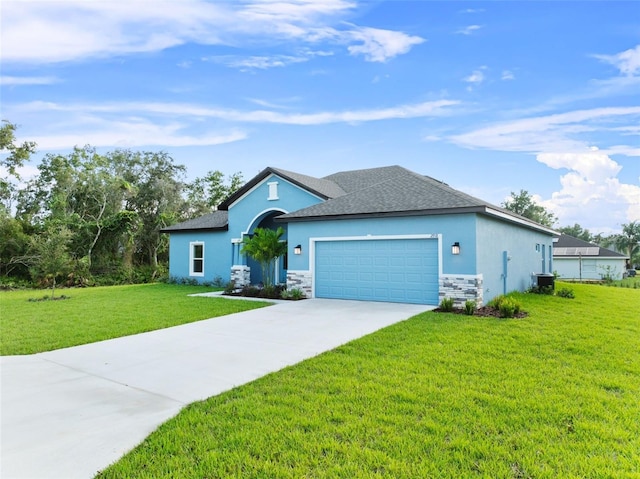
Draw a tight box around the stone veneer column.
[230,265,250,290]
[286,270,312,298]
[439,274,483,307]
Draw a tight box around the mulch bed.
[433,306,528,319]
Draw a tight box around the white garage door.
[315,238,439,305]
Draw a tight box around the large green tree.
[557,223,593,242]
[0,210,30,277]
[110,150,186,269]
[241,227,287,289]
[0,120,36,212]
[184,170,243,219]
[614,221,640,268]
[16,146,133,270]
[502,190,556,227]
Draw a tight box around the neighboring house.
[553,234,628,281]
[162,166,557,306]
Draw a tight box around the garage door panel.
[315,239,439,305]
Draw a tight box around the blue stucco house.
[162,166,557,306]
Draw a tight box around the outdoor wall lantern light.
[451,242,461,255]
[294,244,302,255]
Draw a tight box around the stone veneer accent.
[439,274,483,307]
[286,270,313,298]
[230,265,251,290]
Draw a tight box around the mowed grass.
[97,283,640,478]
[0,283,270,355]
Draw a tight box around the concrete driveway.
[1,298,431,479]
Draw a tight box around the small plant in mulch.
[434,295,528,319]
[439,297,454,312]
[280,288,306,300]
[28,294,71,302]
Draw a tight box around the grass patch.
[97,283,640,478]
[1,283,270,355]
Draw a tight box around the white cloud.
[501,70,515,81]
[538,150,640,229]
[450,106,640,153]
[0,76,59,85]
[1,0,421,65]
[346,26,424,62]
[29,118,248,150]
[450,107,640,228]
[203,54,309,70]
[594,44,640,76]
[17,99,459,126]
[464,69,485,84]
[455,25,483,35]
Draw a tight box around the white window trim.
[189,241,205,276]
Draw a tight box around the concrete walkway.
[1,298,431,479]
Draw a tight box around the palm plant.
[240,227,287,288]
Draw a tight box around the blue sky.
[1,0,639,234]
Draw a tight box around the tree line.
[1,121,242,287]
[1,120,638,289]
[501,190,639,268]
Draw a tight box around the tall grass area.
[97,283,640,478]
[1,284,270,355]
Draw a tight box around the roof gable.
[219,167,344,210]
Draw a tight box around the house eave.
[160,225,229,234]
[276,206,488,223]
[482,207,559,236]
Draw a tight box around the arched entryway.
[242,210,288,286]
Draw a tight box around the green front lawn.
[96,283,640,478]
[0,283,270,355]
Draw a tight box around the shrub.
[212,276,225,287]
[487,295,505,309]
[556,287,575,299]
[223,280,236,294]
[488,295,523,318]
[282,288,306,300]
[440,297,454,312]
[498,297,521,318]
[241,285,261,297]
[528,285,554,295]
[464,300,476,316]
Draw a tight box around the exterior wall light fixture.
[294,244,302,255]
[451,242,461,255]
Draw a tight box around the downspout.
[502,250,509,295]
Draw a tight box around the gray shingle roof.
[160,211,228,232]
[271,167,346,199]
[164,165,556,234]
[279,166,502,220]
[324,165,412,193]
[554,234,627,258]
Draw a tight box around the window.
[268,181,279,200]
[190,242,204,276]
[535,243,541,252]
